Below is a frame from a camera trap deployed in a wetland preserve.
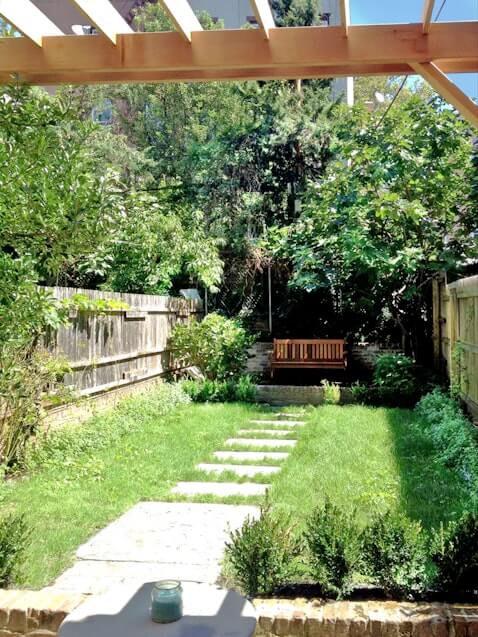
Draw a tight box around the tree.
[271,0,323,26]
[274,96,477,357]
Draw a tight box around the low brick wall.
[254,598,478,637]
[0,589,85,636]
[247,342,273,375]
[246,342,403,377]
[43,375,165,431]
[1,590,477,637]
[256,385,354,406]
[351,344,403,372]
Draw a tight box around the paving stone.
[196,463,281,477]
[56,502,258,595]
[171,482,269,497]
[214,450,290,461]
[278,413,306,418]
[250,419,305,426]
[238,429,294,437]
[226,438,297,448]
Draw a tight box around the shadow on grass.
[385,408,469,529]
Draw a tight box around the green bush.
[321,380,341,405]
[0,513,29,586]
[170,313,254,381]
[181,375,256,403]
[224,504,297,596]
[360,510,429,599]
[431,511,478,594]
[304,499,359,597]
[415,389,478,486]
[352,354,420,407]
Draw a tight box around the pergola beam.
[0,0,62,46]
[69,0,133,44]
[422,0,436,34]
[339,0,350,36]
[250,0,275,38]
[411,61,478,128]
[3,62,476,87]
[0,22,476,81]
[158,0,203,42]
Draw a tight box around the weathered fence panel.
[433,274,478,417]
[43,287,202,396]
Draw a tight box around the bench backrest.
[273,339,345,362]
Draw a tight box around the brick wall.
[256,385,354,406]
[254,598,478,637]
[246,342,403,376]
[1,590,477,637]
[246,342,273,375]
[0,589,84,636]
[43,375,165,431]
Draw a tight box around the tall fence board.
[433,274,478,418]
[43,287,202,396]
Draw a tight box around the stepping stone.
[251,419,305,426]
[197,463,281,477]
[278,413,305,418]
[238,429,294,437]
[57,502,258,595]
[225,438,297,448]
[214,450,290,461]
[171,482,268,497]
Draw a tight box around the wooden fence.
[44,287,202,396]
[433,274,478,418]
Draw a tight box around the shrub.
[415,389,478,486]
[352,354,420,407]
[321,380,341,405]
[170,313,254,381]
[431,511,478,594]
[181,375,256,403]
[0,513,29,586]
[0,348,71,472]
[224,504,297,596]
[304,499,360,597]
[360,510,429,599]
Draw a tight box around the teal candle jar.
[151,580,183,624]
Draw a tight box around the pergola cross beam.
[158,0,203,42]
[69,0,133,44]
[411,61,478,128]
[250,0,276,38]
[0,0,63,46]
[339,0,350,35]
[422,0,436,34]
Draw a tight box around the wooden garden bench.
[271,339,347,377]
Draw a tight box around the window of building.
[91,99,113,126]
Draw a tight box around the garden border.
[2,590,478,637]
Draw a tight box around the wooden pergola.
[0,0,477,127]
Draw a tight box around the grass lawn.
[0,391,469,589]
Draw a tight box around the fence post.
[432,276,441,370]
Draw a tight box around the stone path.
[196,463,281,477]
[173,412,306,498]
[225,437,297,447]
[53,502,258,595]
[53,411,307,596]
[213,450,290,461]
[172,481,269,496]
[250,419,305,426]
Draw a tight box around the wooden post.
[268,263,272,334]
[432,276,441,370]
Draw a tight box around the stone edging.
[253,599,478,637]
[2,589,478,637]
[0,589,85,636]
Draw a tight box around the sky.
[349,0,478,100]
